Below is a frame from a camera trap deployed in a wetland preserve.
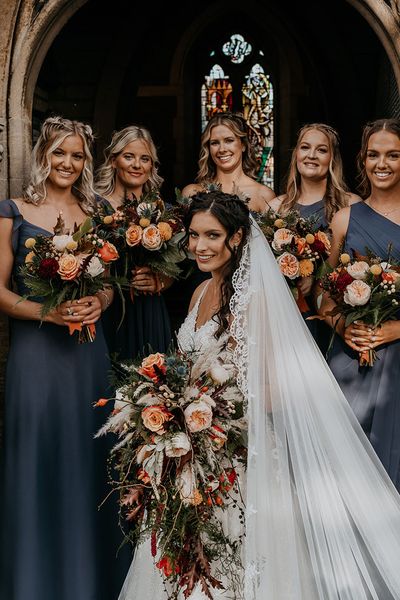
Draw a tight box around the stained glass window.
[201,34,274,188]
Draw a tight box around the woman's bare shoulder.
[346,192,362,205]
[188,279,209,312]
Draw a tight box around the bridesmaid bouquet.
[255,208,331,311]
[96,344,246,599]
[94,191,187,287]
[320,248,400,366]
[20,215,119,343]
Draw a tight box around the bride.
[118,190,400,599]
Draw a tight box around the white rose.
[86,255,105,277]
[346,261,370,280]
[164,432,191,457]
[210,364,231,385]
[52,234,74,252]
[343,280,371,306]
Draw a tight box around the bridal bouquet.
[94,191,187,284]
[20,215,118,343]
[96,344,246,599]
[254,209,331,311]
[320,248,400,366]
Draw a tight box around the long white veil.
[230,217,400,599]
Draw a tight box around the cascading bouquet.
[20,214,119,343]
[254,208,331,311]
[95,343,246,599]
[320,247,400,366]
[94,191,187,292]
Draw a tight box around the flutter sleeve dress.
[0,199,128,600]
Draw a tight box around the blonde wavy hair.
[280,123,350,223]
[95,125,163,198]
[357,118,400,198]
[23,116,96,214]
[196,112,259,183]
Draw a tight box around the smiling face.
[365,130,400,193]
[112,139,153,194]
[208,124,244,173]
[188,211,242,276]
[296,129,331,181]
[47,134,85,190]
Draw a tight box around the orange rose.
[298,259,314,277]
[142,224,163,250]
[57,253,81,280]
[296,237,307,255]
[157,222,173,241]
[276,252,300,279]
[25,251,35,264]
[98,241,119,262]
[138,352,166,380]
[126,224,143,247]
[141,405,173,434]
[315,230,331,251]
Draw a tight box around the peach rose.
[142,224,163,251]
[126,224,143,247]
[298,259,314,277]
[157,222,173,241]
[141,405,173,434]
[98,241,119,262]
[346,261,369,280]
[138,352,166,380]
[343,280,371,306]
[272,228,294,251]
[184,400,213,433]
[58,253,81,280]
[315,230,331,251]
[276,252,300,279]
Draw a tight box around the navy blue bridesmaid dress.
[98,199,172,361]
[0,199,129,600]
[328,202,400,490]
[296,200,331,356]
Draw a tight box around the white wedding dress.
[119,283,246,600]
[119,219,400,600]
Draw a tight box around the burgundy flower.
[335,270,354,293]
[310,239,327,255]
[38,258,59,279]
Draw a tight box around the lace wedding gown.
[119,284,246,600]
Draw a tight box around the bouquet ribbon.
[68,322,96,343]
[296,288,311,314]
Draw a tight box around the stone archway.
[2,0,88,199]
[347,0,400,88]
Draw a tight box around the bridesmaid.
[0,116,126,600]
[95,125,173,361]
[320,118,400,490]
[270,123,360,354]
[181,111,275,212]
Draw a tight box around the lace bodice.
[177,283,219,354]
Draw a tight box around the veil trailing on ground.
[230,217,400,599]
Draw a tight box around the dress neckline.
[360,201,400,229]
[8,199,54,235]
[194,281,214,332]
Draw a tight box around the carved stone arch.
[7,0,88,197]
[346,0,400,89]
